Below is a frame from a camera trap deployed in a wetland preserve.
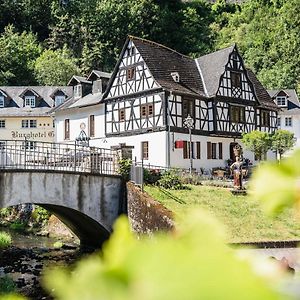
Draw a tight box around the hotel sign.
[11,131,55,140]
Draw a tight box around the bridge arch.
[0,170,125,248]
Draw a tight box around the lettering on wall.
[11,131,55,140]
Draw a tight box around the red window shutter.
[183,141,188,159]
[207,142,212,159]
[196,142,201,159]
[218,142,223,159]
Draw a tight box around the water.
[0,227,80,299]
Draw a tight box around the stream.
[0,227,82,299]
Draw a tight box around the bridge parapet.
[0,140,118,175]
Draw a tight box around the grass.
[0,232,12,249]
[144,185,300,243]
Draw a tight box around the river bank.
[0,227,82,299]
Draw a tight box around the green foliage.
[0,232,12,249]
[251,149,300,216]
[9,221,26,232]
[31,206,51,227]
[158,170,184,190]
[242,130,271,160]
[143,168,161,184]
[34,47,78,85]
[0,208,12,218]
[53,241,64,249]
[270,130,295,160]
[0,25,41,85]
[0,275,16,294]
[44,215,286,300]
[117,159,132,181]
[215,0,300,92]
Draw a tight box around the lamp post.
[183,114,194,174]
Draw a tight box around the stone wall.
[127,182,174,234]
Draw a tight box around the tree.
[242,130,271,161]
[34,47,78,86]
[0,25,41,85]
[270,129,295,161]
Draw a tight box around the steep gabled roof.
[131,36,205,96]
[68,75,91,86]
[104,36,205,98]
[87,70,111,81]
[246,69,278,110]
[196,45,235,97]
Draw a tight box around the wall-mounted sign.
[11,131,55,140]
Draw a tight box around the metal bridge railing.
[0,140,118,175]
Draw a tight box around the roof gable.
[196,45,235,97]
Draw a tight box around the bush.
[117,159,132,181]
[0,232,12,249]
[31,206,50,227]
[158,170,184,190]
[143,168,162,184]
[9,221,26,232]
[53,241,64,249]
[0,276,16,295]
[181,173,203,185]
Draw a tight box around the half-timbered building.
[102,36,278,169]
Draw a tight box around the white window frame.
[22,119,37,128]
[285,117,292,127]
[0,96,4,108]
[74,85,82,98]
[277,117,281,127]
[25,95,36,108]
[55,95,65,106]
[0,120,5,128]
[276,96,287,107]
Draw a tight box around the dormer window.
[92,79,102,94]
[25,95,35,108]
[74,84,82,98]
[55,95,66,106]
[0,95,4,108]
[171,72,180,83]
[276,96,287,107]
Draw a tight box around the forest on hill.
[0,0,299,92]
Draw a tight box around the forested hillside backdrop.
[0,0,299,92]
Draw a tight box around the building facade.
[53,71,111,146]
[54,37,278,171]
[268,89,300,148]
[0,86,72,147]
[103,37,277,169]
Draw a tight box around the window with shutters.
[196,142,201,159]
[64,119,70,140]
[141,141,149,160]
[207,142,219,159]
[89,115,95,137]
[285,117,292,127]
[119,108,125,122]
[140,104,154,118]
[126,67,135,81]
[218,142,223,159]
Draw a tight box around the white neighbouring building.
[54,36,278,171]
[268,89,300,149]
[53,70,111,147]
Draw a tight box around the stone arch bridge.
[0,140,125,248]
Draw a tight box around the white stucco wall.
[278,113,300,148]
[54,104,105,144]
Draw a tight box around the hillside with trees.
[0,0,299,91]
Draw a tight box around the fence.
[0,140,118,175]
